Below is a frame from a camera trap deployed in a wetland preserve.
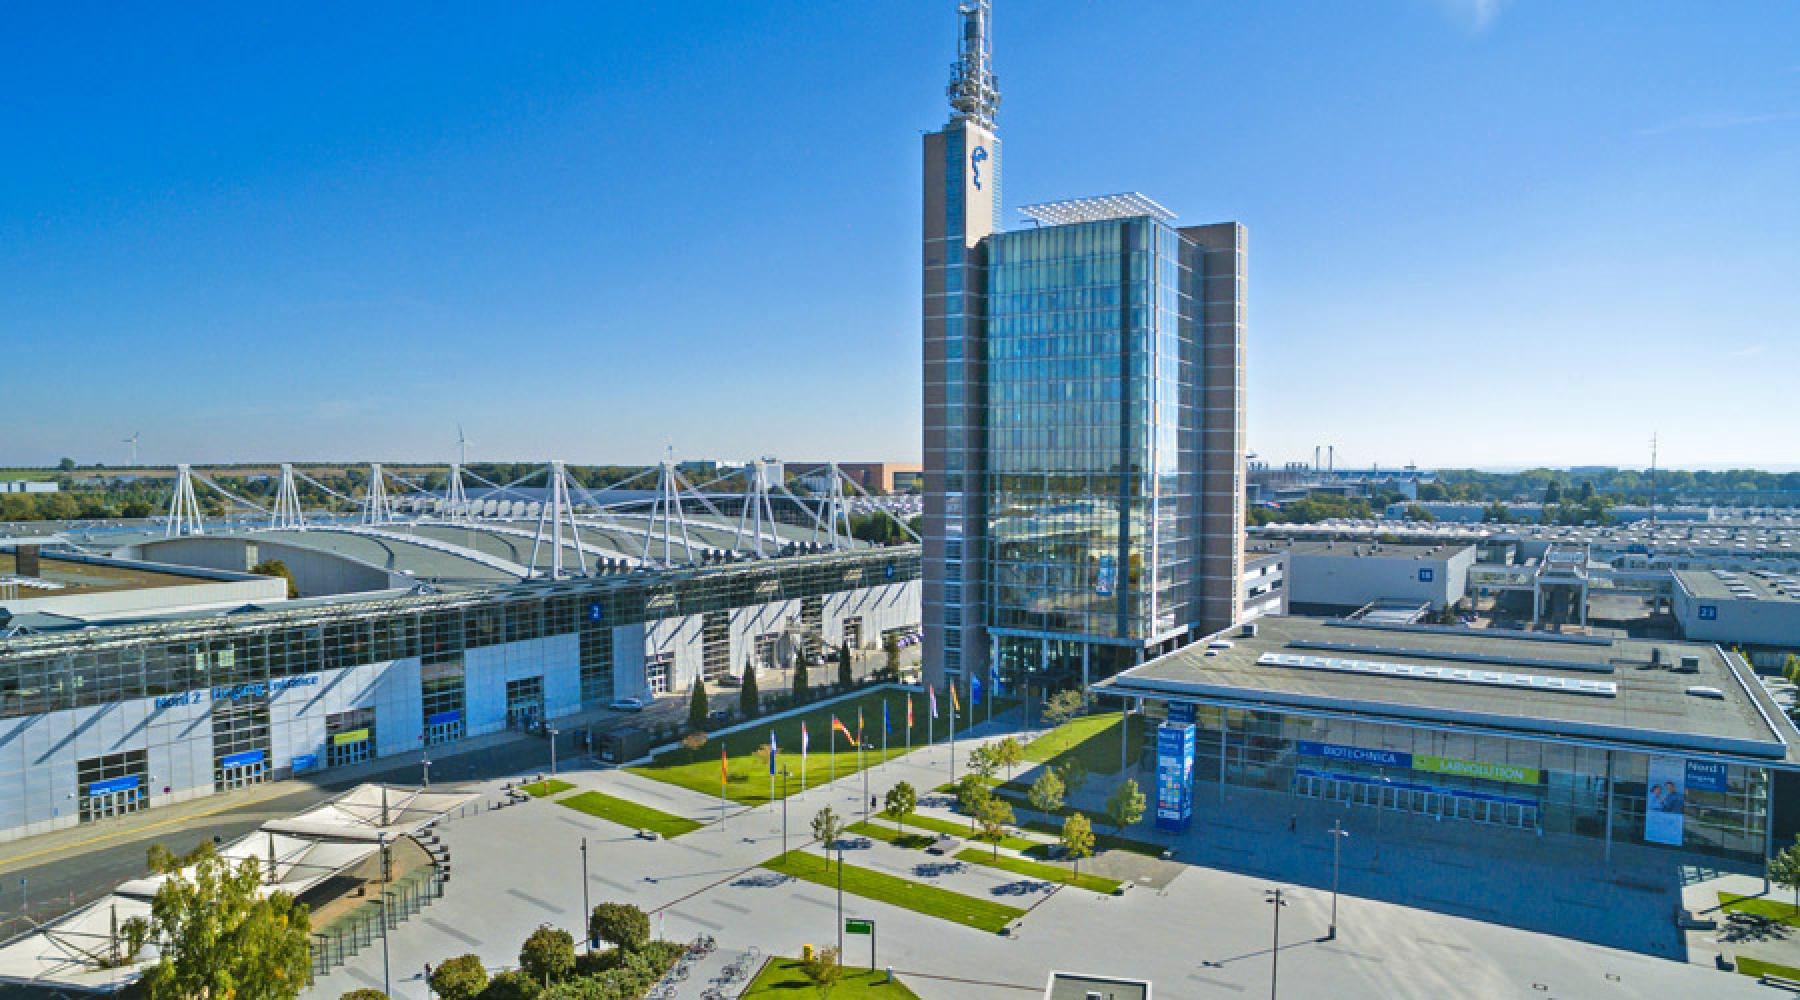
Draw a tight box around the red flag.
[721,746,729,784]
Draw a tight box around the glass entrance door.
[506,676,545,730]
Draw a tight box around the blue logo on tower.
[970,146,988,190]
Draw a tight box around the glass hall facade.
[1169,703,1771,861]
[985,216,1200,687]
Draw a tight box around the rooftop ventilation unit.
[1678,655,1701,673]
[1686,686,1725,700]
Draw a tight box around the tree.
[1481,500,1514,524]
[739,662,759,718]
[1060,813,1096,880]
[954,773,992,831]
[588,902,650,954]
[680,731,707,752]
[1542,480,1563,505]
[141,845,312,1000]
[58,457,76,471]
[811,805,846,850]
[430,954,490,1000]
[1042,689,1085,727]
[968,745,999,782]
[1028,768,1065,816]
[1771,835,1800,911]
[793,657,810,703]
[1104,779,1146,835]
[1401,503,1435,523]
[884,781,917,835]
[340,991,388,1000]
[975,795,1014,857]
[479,969,541,1000]
[250,559,300,599]
[1058,760,1089,801]
[992,736,1024,779]
[1576,480,1596,503]
[838,641,854,687]
[801,945,844,996]
[882,633,902,681]
[519,924,575,988]
[687,681,708,732]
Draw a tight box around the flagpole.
[950,684,957,783]
[831,723,837,785]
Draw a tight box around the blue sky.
[2,1,1795,470]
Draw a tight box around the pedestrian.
[1288,814,1297,833]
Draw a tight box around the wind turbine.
[457,424,469,468]
[122,432,140,467]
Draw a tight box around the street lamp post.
[1265,887,1286,1000]
[780,768,791,862]
[1327,821,1350,940]
[580,837,591,950]
[422,754,431,789]
[549,727,560,775]
[378,832,391,998]
[836,846,844,958]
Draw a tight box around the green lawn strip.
[626,689,952,806]
[1020,712,1148,775]
[520,779,574,798]
[1737,955,1800,980]
[744,956,921,998]
[558,790,703,837]
[952,847,1123,894]
[760,851,1025,934]
[847,820,935,851]
[1720,893,1800,927]
[1015,818,1164,857]
[899,811,1039,852]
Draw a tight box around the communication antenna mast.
[947,0,1000,127]
[165,464,205,538]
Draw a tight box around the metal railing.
[309,862,444,980]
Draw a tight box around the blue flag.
[990,666,1003,697]
[769,730,777,774]
[971,674,983,706]
[883,700,891,734]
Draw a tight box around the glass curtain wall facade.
[985,217,1198,688]
[1177,704,1770,861]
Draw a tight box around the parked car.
[608,697,647,713]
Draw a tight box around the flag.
[928,685,939,719]
[883,701,891,734]
[990,665,1003,697]
[769,730,778,775]
[907,692,914,729]
[857,706,865,743]
[721,746,729,784]
[801,721,810,754]
[949,680,961,714]
[831,716,858,746]
[971,674,983,706]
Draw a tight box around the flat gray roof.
[1093,615,1797,765]
[1283,540,1475,560]
[1676,569,1800,604]
[1045,972,1151,1000]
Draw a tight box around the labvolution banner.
[1645,754,1687,846]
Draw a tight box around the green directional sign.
[845,918,874,936]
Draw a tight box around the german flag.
[831,716,859,747]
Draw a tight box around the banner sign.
[1297,740,1411,768]
[1645,754,1686,846]
[1096,554,1117,597]
[292,753,319,771]
[1155,723,1196,831]
[1413,754,1540,786]
[1167,701,1195,725]
[155,674,320,710]
[332,728,371,747]
[425,710,463,727]
[1685,759,1728,793]
[220,749,266,769]
[88,775,141,795]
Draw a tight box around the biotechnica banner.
[1645,754,1687,846]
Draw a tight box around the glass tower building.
[922,3,1247,693]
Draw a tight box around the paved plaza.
[300,718,1775,1000]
